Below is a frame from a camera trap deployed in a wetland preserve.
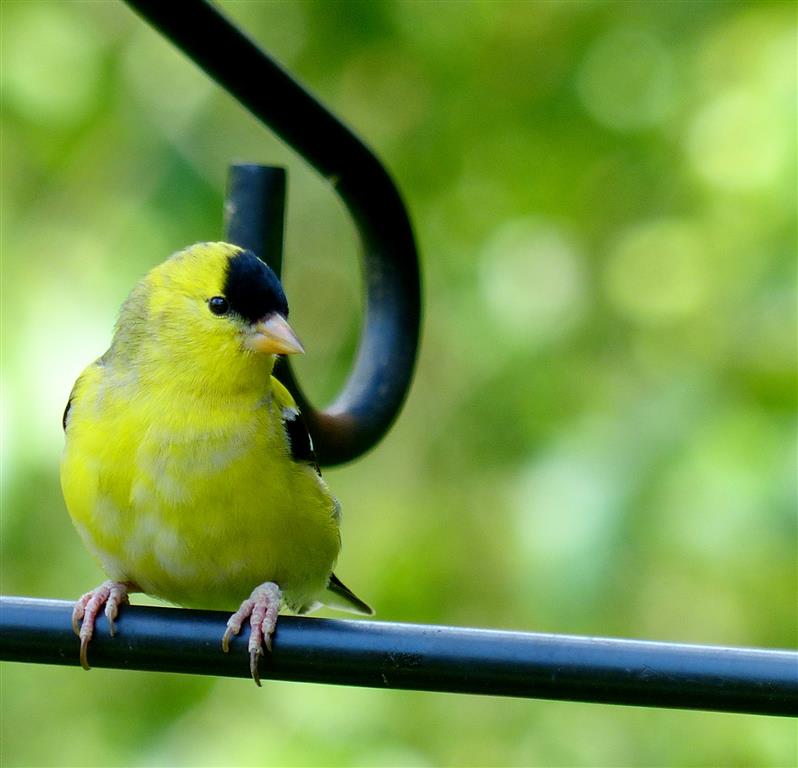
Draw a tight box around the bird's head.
[111,242,303,389]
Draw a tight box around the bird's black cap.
[223,249,289,323]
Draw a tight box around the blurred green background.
[1,1,796,766]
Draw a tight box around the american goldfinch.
[61,242,372,684]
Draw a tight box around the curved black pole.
[124,0,421,466]
[2,598,797,717]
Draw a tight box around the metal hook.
[124,0,421,466]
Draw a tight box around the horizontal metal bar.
[1,597,796,716]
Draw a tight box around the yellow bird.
[61,242,372,683]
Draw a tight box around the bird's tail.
[323,573,374,615]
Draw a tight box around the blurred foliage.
[1,1,796,766]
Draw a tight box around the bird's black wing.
[62,396,73,431]
[281,407,321,475]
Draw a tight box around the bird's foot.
[72,580,130,670]
[222,582,282,686]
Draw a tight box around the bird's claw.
[222,608,249,654]
[72,580,130,670]
[72,603,84,636]
[249,648,263,685]
[222,582,282,686]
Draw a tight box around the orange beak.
[247,313,305,355]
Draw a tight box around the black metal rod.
[124,0,422,466]
[2,597,796,717]
[224,164,286,277]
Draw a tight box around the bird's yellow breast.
[61,363,340,611]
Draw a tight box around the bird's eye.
[208,296,229,316]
